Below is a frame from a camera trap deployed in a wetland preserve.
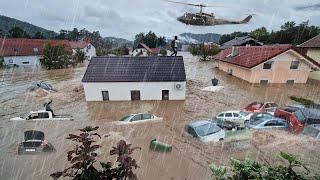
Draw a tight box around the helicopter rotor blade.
[163,0,227,8]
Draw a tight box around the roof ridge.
[299,34,320,47]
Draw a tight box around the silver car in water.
[185,120,225,143]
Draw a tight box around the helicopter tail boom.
[240,15,253,24]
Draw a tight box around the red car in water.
[274,106,320,134]
[244,102,279,115]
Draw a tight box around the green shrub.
[210,152,315,180]
[42,44,71,69]
[289,96,316,106]
[188,44,219,61]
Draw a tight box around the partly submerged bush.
[210,152,318,180]
[289,96,317,107]
[50,126,140,180]
[189,43,219,61]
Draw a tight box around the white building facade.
[82,56,186,101]
[3,55,41,68]
[71,43,96,60]
[83,82,186,101]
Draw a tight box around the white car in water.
[118,113,162,124]
[185,120,225,143]
[10,110,73,121]
[215,110,252,127]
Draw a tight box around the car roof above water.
[188,120,213,127]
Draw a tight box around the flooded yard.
[1,52,320,180]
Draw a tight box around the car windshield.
[21,113,31,119]
[251,119,267,126]
[239,111,249,116]
[295,110,306,124]
[119,115,133,122]
[194,123,221,137]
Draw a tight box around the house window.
[102,91,109,101]
[290,61,300,70]
[286,80,295,85]
[22,62,29,64]
[131,91,141,101]
[162,90,169,100]
[263,61,273,69]
[260,80,269,85]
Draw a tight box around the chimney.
[231,46,239,56]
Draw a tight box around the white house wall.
[83,82,186,101]
[3,56,41,68]
[72,43,96,60]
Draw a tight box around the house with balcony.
[82,56,186,101]
[298,34,320,80]
[214,45,320,84]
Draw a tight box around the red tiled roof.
[69,41,90,49]
[214,45,290,68]
[138,43,160,54]
[299,34,320,48]
[214,45,320,69]
[0,38,89,57]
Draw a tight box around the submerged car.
[119,113,162,124]
[244,102,279,115]
[274,106,320,134]
[249,112,275,123]
[18,130,55,155]
[185,120,225,143]
[245,118,288,130]
[302,124,320,139]
[216,110,252,128]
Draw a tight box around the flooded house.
[82,56,186,101]
[214,45,320,84]
[0,38,96,68]
[298,34,320,80]
[69,41,96,60]
[130,43,160,56]
[219,35,263,50]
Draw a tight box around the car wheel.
[219,138,224,141]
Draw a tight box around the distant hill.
[178,33,221,44]
[0,15,56,38]
[103,37,133,47]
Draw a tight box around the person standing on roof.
[170,36,178,56]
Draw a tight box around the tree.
[73,48,85,64]
[8,27,30,38]
[42,44,70,69]
[0,29,3,38]
[250,27,269,43]
[0,56,4,69]
[210,152,315,180]
[50,126,140,180]
[133,31,167,48]
[220,21,320,45]
[189,44,220,61]
[33,31,45,39]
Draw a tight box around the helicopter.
[165,0,253,26]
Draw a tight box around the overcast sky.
[0,0,320,40]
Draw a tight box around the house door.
[131,91,141,101]
[162,90,169,100]
[102,91,109,101]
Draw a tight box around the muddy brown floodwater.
[1,52,320,180]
